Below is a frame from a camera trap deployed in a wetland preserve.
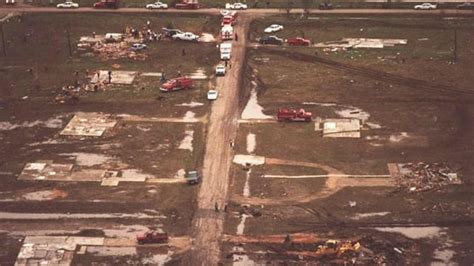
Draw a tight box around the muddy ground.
[224,15,474,265]
[0,12,218,264]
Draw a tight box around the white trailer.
[220,42,232,60]
[221,25,234,41]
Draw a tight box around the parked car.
[162,28,183,38]
[146,1,168,9]
[160,77,194,92]
[319,2,334,10]
[175,2,200,9]
[215,65,226,76]
[264,24,284,33]
[287,37,311,46]
[172,32,199,42]
[207,90,219,101]
[57,1,79,8]
[456,2,474,9]
[225,2,248,10]
[130,43,147,51]
[185,170,201,185]
[93,0,118,9]
[414,3,437,10]
[136,230,168,244]
[6,0,16,5]
[258,36,283,45]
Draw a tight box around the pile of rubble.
[396,162,460,192]
[91,42,147,61]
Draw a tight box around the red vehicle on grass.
[287,37,311,46]
[277,108,312,122]
[136,230,168,244]
[160,77,194,92]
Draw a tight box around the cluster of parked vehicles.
[31,1,473,10]
[257,24,312,47]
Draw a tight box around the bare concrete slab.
[314,38,407,49]
[318,118,361,138]
[18,161,74,181]
[90,70,137,84]
[60,112,117,137]
[233,155,265,166]
[16,236,105,266]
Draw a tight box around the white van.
[220,42,232,61]
[104,33,124,43]
[221,25,233,41]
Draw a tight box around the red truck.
[160,77,194,92]
[136,230,168,244]
[221,11,237,26]
[277,108,312,122]
[287,37,311,46]
[93,0,119,8]
[175,1,200,9]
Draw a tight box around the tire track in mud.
[258,47,474,97]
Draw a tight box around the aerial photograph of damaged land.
[0,0,473,265]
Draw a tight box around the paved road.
[1,7,474,15]
[182,14,251,266]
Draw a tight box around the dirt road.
[183,15,251,265]
[2,7,473,16]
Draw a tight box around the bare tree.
[285,1,294,18]
[302,0,314,18]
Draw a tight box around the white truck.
[172,32,199,42]
[221,25,233,41]
[220,42,232,60]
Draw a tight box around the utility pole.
[453,28,457,63]
[0,24,6,57]
[66,24,72,57]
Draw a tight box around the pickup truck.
[160,77,194,92]
[287,37,311,46]
[172,32,199,42]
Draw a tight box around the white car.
[216,65,226,76]
[57,1,79,8]
[146,1,168,9]
[6,0,16,5]
[207,90,219,101]
[414,3,437,9]
[172,32,199,42]
[225,2,248,10]
[264,24,284,33]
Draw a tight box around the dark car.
[258,36,283,45]
[456,2,474,9]
[319,2,334,10]
[185,170,201,185]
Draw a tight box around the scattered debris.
[391,162,461,192]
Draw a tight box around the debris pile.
[396,162,460,192]
[91,42,147,61]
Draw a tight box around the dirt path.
[232,157,394,206]
[2,7,473,16]
[184,15,252,265]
